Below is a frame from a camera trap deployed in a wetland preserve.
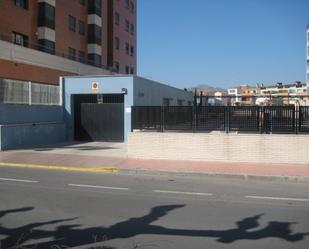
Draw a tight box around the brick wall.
[0,0,38,45]
[128,132,309,164]
[0,58,74,84]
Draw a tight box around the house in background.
[228,82,308,106]
[192,84,228,106]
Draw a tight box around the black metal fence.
[132,106,309,134]
[299,106,309,132]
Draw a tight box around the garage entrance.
[73,94,124,142]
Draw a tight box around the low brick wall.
[128,132,309,164]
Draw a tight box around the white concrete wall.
[128,132,309,164]
[0,40,112,76]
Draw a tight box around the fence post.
[193,105,197,132]
[295,104,299,135]
[131,106,134,132]
[259,107,263,134]
[161,106,164,132]
[28,81,32,105]
[225,106,229,133]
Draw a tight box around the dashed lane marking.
[154,190,213,196]
[68,183,129,191]
[0,177,38,183]
[246,195,309,202]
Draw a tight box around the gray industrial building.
[0,76,193,150]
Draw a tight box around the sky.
[137,0,309,89]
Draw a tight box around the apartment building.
[228,82,308,106]
[0,0,136,85]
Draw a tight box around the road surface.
[0,166,309,249]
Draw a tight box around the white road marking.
[154,190,213,196]
[68,183,129,191]
[246,195,309,202]
[0,177,38,183]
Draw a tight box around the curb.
[0,162,118,173]
[118,168,309,183]
[1,162,309,183]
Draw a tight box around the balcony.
[0,32,116,75]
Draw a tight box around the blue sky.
[137,0,309,89]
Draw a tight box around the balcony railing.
[0,32,116,72]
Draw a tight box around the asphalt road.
[0,166,309,249]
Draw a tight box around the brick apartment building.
[0,0,136,85]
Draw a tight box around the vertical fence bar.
[161,106,164,132]
[298,106,301,133]
[259,107,263,134]
[193,105,196,132]
[147,107,150,129]
[225,106,229,133]
[295,104,298,134]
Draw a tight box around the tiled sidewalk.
[1,150,309,180]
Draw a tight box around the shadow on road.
[0,205,308,248]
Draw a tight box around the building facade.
[0,0,136,85]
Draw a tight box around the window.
[125,0,129,9]
[125,42,129,54]
[13,0,28,9]
[38,39,55,54]
[12,32,28,47]
[68,47,76,60]
[69,15,76,32]
[115,37,120,50]
[130,24,134,35]
[115,12,120,25]
[130,2,134,13]
[79,20,85,35]
[188,101,192,106]
[177,100,183,106]
[289,89,296,94]
[125,20,130,32]
[79,0,85,5]
[130,67,134,75]
[38,2,55,29]
[78,51,85,63]
[88,0,102,17]
[130,46,134,56]
[163,98,171,106]
[88,24,101,45]
[114,61,120,73]
[88,53,101,67]
[125,65,130,74]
